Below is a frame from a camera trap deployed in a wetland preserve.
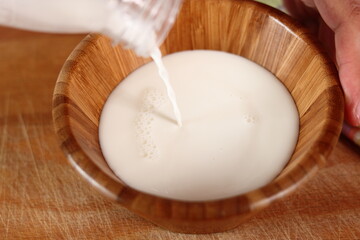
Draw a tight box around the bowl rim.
[52,0,344,227]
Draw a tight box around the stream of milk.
[151,47,182,126]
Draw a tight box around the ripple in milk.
[99,50,299,201]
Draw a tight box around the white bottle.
[0,0,182,56]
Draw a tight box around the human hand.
[283,0,360,126]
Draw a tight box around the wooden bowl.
[53,0,344,234]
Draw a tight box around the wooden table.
[0,26,359,239]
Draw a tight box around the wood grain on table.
[0,26,359,240]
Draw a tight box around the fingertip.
[344,99,360,127]
[283,0,318,19]
[354,102,360,127]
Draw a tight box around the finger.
[314,0,360,125]
[336,24,360,126]
[283,0,321,36]
[286,0,360,126]
[317,18,335,62]
[283,0,318,20]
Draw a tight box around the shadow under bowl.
[53,0,344,234]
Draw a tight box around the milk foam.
[99,50,299,201]
[134,89,165,160]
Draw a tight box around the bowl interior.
[53,0,343,233]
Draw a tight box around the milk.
[99,50,299,201]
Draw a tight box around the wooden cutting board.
[0,26,359,240]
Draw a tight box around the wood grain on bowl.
[53,0,343,233]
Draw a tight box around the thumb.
[334,18,360,126]
[310,0,360,126]
[285,0,360,126]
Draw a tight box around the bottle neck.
[103,0,182,57]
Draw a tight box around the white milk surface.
[99,50,299,201]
